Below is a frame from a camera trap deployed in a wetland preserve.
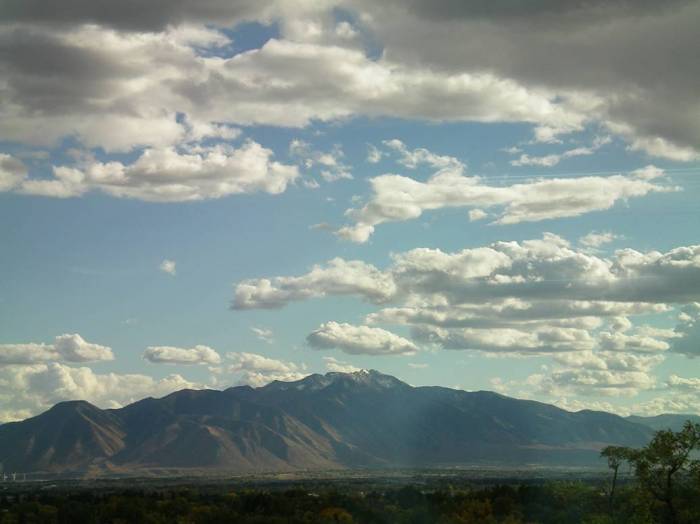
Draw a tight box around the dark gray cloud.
[0,0,271,31]
[351,0,700,157]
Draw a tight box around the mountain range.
[0,370,692,477]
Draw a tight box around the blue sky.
[1,1,699,421]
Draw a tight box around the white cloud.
[226,351,307,387]
[348,1,700,160]
[289,139,352,183]
[579,231,617,248]
[251,326,274,343]
[143,345,221,365]
[235,235,700,313]
[232,257,396,309]
[19,142,299,202]
[383,139,464,171]
[0,2,697,164]
[366,144,383,163]
[598,331,670,353]
[667,374,700,392]
[307,321,417,355]
[510,136,610,168]
[0,362,199,421]
[468,208,487,221]
[0,334,113,365]
[671,303,700,356]
[159,259,177,275]
[336,152,672,242]
[233,235,700,362]
[0,154,27,191]
[323,356,361,373]
[414,324,594,354]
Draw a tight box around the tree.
[600,446,631,510]
[626,421,700,524]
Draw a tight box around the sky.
[1,0,699,422]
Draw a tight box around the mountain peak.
[262,369,408,392]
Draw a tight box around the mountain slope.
[626,414,700,432]
[0,370,656,476]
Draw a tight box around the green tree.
[600,445,631,510]
[626,421,700,524]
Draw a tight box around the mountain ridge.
[0,370,683,477]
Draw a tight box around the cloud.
[307,321,417,355]
[383,139,464,171]
[0,333,114,365]
[143,345,221,365]
[0,0,272,32]
[534,367,657,398]
[414,325,594,354]
[366,144,383,163]
[0,24,590,154]
[0,2,697,164]
[468,208,487,222]
[251,326,274,343]
[232,257,396,309]
[19,142,299,202]
[0,153,27,191]
[234,235,700,312]
[323,356,361,373]
[598,331,670,353]
[579,231,617,248]
[226,351,307,387]
[509,136,611,168]
[348,0,700,159]
[232,235,700,361]
[667,374,700,392]
[670,303,700,356]
[0,362,200,421]
[335,149,672,242]
[159,259,176,275]
[289,139,352,183]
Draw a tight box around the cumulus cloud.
[307,321,417,355]
[414,325,594,354]
[159,259,176,275]
[0,333,113,365]
[0,1,696,167]
[598,331,670,353]
[335,147,672,242]
[579,231,618,249]
[251,326,274,343]
[232,235,700,364]
[671,303,700,356]
[226,351,307,387]
[0,362,199,421]
[234,235,700,313]
[18,142,299,202]
[232,257,396,309]
[366,144,383,163]
[667,374,700,392]
[0,24,590,154]
[289,139,352,183]
[468,209,488,222]
[323,356,362,373]
[143,345,221,365]
[0,153,27,191]
[348,0,700,159]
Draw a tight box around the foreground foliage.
[601,421,700,524]
[0,477,698,524]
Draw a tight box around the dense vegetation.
[1,422,698,524]
[0,479,696,524]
